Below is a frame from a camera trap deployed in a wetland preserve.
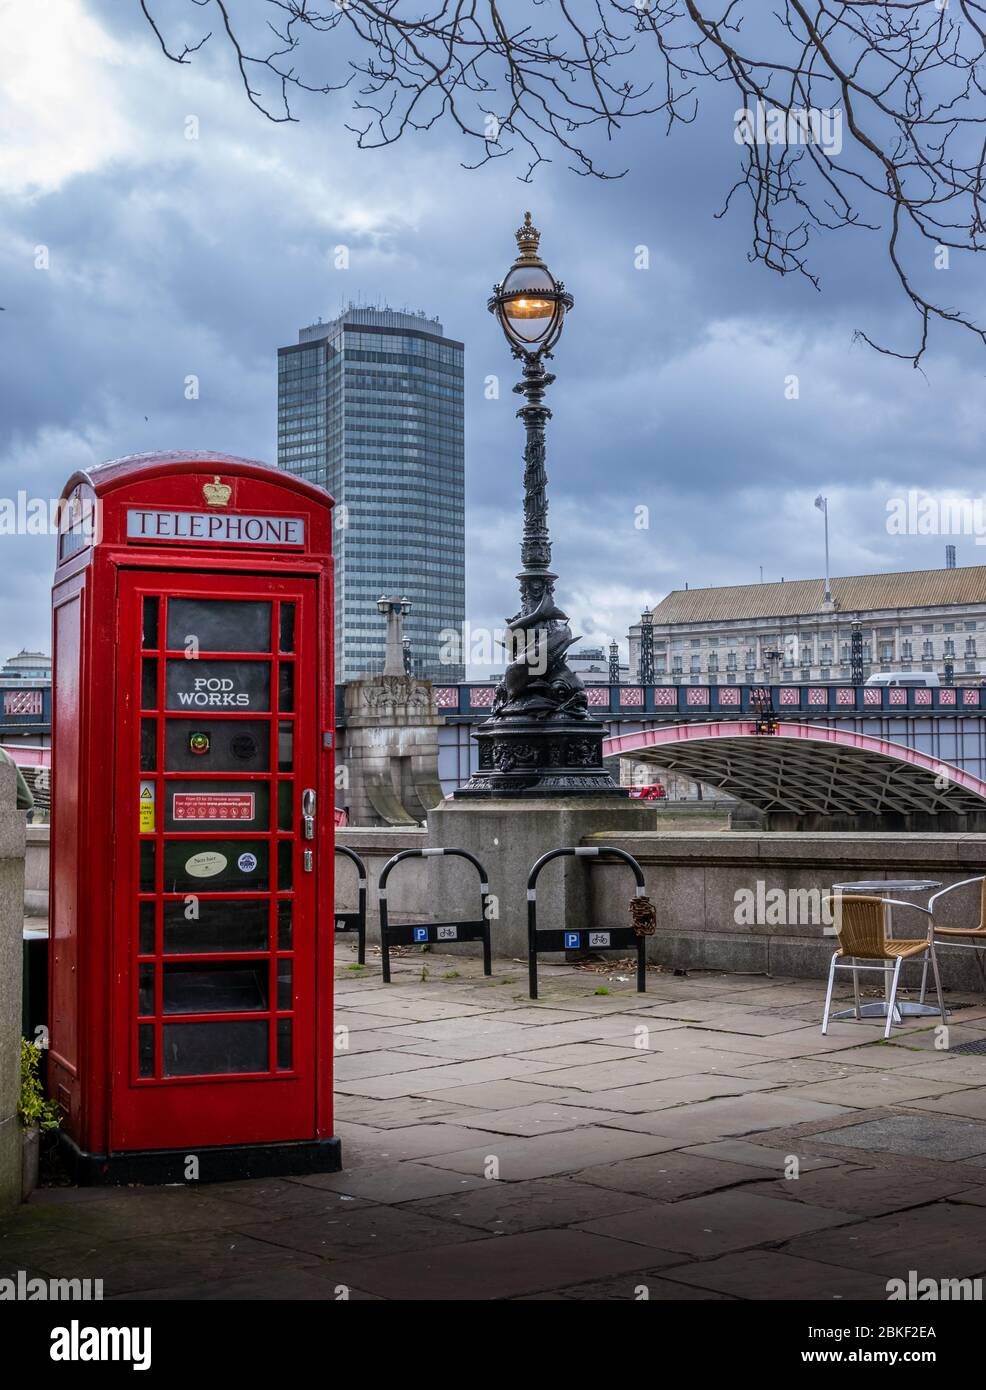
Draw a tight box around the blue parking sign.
[564,932,581,948]
[414,927,428,943]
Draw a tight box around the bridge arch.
[603,720,986,818]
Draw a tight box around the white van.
[864,671,940,689]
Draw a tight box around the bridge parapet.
[419,682,985,721]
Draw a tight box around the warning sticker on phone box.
[172,792,256,822]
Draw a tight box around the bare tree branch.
[137,1,986,366]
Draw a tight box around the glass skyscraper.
[277,306,465,682]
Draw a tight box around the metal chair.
[919,876,986,1001]
[821,894,945,1039]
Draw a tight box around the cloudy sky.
[2,0,985,670]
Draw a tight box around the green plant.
[18,1040,60,1132]
[442,971,460,980]
[594,987,610,996]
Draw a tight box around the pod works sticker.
[184,850,228,878]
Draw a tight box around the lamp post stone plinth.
[456,213,624,799]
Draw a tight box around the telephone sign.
[49,451,339,1183]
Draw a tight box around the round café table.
[830,879,943,1021]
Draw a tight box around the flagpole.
[824,500,830,603]
[815,494,831,604]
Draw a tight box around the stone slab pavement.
[5,945,986,1301]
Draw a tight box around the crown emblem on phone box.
[203,475,232,506]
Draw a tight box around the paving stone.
[329,1121,495,1162]
[77,1230,323,1298]
[902,1088,986,1120]
[446,1102,613,1136]
[778,1074,969,1109]
[485,1007,600,1027]
[385,1016,545,1042]
[712,986,829,1008]
[732,1058,855,1085]
[234,1204,480,1260]
[885,1023,986,1052]
[895,1057,986,1085]
[820,1043,953,1069]
[578,1093,851,1142]
[407,1177,650,1234]
[28,1189,268,1240]
[336,1095,480,1129]
[421,1127,682,1180]
[682,1027,873,1058]
[663,1249,889,1300]
[334,1049,450,1081]
[202,1179,372,1218]
[117,1270,383,1300]
[512,1043,644,1067]
[572,1151,771,1202]
[810,1113,986,1161]
[305,1162,486,1204]
[688,1013,821,1037]
[333,1010,418,1033]
[577,1190,855,1256]
[642,1001,753,1023]
[319,1229,667,1300]
[742,1163,971,1216]
[393,1035,557,1060]
[335,1056,545,1099]
[341,998,490,1022]
[423,1079,573,1109]
[555,1073,775,1114]
[338,1028,428,1054]
[680,1140,839,1172]
[781,1202,986,1276]
[943,1187,986,1206]
[535,1048,760,1091]
[552,1272,732,1300]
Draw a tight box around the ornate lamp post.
[608,640,621,685]
[850,618,864,686]
[377,594,412,678]
[457,213,624,797]
[638,612,655,684]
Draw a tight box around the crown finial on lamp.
[514,211,543,265]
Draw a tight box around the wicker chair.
[821,894,945,1039]
[919,876,986,1001]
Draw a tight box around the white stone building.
[628,566,986,685]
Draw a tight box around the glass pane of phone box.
[163,841,269,892]
[164,781,270,832]
[165,720,270,772]
[163,899,269,954]
[166,599,272,653]
[163,1020,269,1077]
[162,961,269,1015]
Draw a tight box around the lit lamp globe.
[490,212,573,356]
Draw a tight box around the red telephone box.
[49,451,339,1183]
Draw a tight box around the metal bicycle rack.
[378,848,493,984]
[334,845,367,964]
[527,846,651,1000]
